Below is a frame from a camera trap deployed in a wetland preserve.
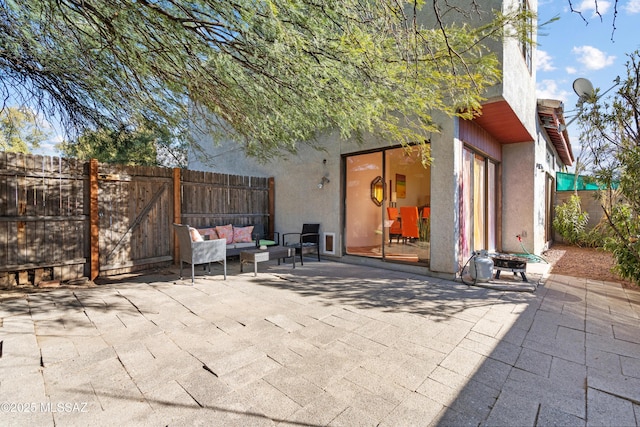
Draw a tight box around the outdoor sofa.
[191,223,278,257]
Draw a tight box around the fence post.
[173,168,181,264]
[89,159,99,280]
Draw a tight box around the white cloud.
[577,0,612,16]
[624,0,640,13]
[536,79,571,102]
[32,133,63,157]
[565,66,577,74]
[572,45,616,70]
[536,50,556,72]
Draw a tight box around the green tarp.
[556,172,617,191]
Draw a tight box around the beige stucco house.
[188,0,573,280]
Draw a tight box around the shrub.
[553,195,589,245]
[606,240,640,283]
[603,203,640,284]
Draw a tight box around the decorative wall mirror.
[370,176,384,206]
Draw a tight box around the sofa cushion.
[258,239,277,247]
[215,224,234,244]
[197,227,218,240]
[232,242,256,250]
[233,226,254,243]
[189,227,204,242]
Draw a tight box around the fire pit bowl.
[490,254,528,282]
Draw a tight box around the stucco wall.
[430,121,463,275]
[533,131,550,253]
[502,142,535,253]
[502,41,537,140]
[532,125,568,253]
[502,123,568,256]
[421,0,538,140]
[501,0,539,142]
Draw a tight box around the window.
[520,0,533,73]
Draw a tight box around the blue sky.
[32,120,64,156]
[535,0,640,158]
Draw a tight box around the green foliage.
[577,50,640,285]
[0,1,531,162]
[59,125,157,166]
[419,215,430,243]
[602,202,640,283]
[58,117,188,167]
[0,106,49,153]
[553,195,589,245]
[605,239,640,284]
[580,224,608,248]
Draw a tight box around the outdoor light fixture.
[318,176,330,189]
[558,77,620,133]
[318,158,330,189]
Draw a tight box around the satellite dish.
[573,78,594,100]
[560,77,619,133]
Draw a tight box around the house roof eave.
[537,99,575,167]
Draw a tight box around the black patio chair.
[282,223,320,266]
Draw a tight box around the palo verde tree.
[578,50,640,284]
[0,1,535,164]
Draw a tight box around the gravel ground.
[542,243,636,288]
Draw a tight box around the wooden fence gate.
[0,152,274,286]
[97,164,175,276]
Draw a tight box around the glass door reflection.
[345,146,430,265]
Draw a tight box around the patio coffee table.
[240,246,296,276]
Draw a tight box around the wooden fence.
[0,152,274,286]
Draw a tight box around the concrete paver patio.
[1,258,639,426]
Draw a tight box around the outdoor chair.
[387,207,402,245]
[282,223,320,266]
[173,223,227,284]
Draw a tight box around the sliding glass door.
[461,146,497,262]
[344,146,431,265]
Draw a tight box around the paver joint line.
[1,261,639,425]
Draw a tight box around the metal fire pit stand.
[491,254,528,282]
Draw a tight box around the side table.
[240,246,296,277]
